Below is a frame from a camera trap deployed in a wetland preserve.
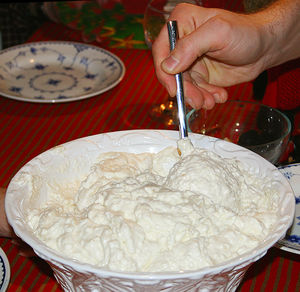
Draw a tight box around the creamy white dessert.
[26,140,280,272]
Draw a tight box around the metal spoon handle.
[167,20,188,139]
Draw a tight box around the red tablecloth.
[0,20,299,292]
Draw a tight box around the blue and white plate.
[0,41,125,103]
[0,247,10,291]
[277,163,300,254]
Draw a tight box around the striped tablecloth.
[0,20,299,292]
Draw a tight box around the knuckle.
[209,16,232,36]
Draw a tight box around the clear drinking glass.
[143,0,202,127]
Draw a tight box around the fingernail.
[213,93,220,102]
[162,55,179,72]
[185,97,197,109]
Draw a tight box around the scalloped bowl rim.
[5,129,295,281]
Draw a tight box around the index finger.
[152,23,177,97]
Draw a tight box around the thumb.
[161,21,218,75]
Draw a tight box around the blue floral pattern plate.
[0,247,10,291]
[0,41,125,103]
[277,163,300,254]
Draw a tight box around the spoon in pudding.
[167,20,193,155]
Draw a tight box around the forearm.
[251,0,300,70]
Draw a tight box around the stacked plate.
[277,163,300,254]
[0,247,10,291]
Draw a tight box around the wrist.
[250,0,300,70]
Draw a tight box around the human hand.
[0,187,35,257]
[0,187,14,238]
[152,4,271,109]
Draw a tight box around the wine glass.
[143,0,202,127]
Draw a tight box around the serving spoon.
[167,20,188,140]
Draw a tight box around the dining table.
[0,1,299,291]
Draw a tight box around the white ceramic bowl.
[5,130,295,292]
